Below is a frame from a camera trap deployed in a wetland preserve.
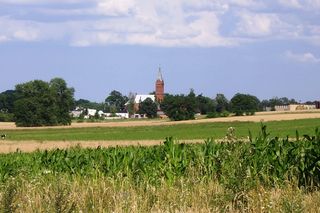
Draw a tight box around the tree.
[14,78,75,127]
[161,94,196,121]
[0,90,17,122]
[196,94,216,114]
[75,99,105,111]
[105,90,128,112]
[230,93,260,116]
[49,78,75,125]
[0,90,17,113]
[14,80,58,126]
[214,93,229,113]
[138,98,158,118]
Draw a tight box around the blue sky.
[0,0,319,102]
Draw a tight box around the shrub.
[206,112,218,118]
[0,113,14,122]
[220,111,230,117]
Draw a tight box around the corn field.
[0,125,319,212]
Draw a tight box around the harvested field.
[0,139,205,154]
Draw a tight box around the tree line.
[0,78,317,126]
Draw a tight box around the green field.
[1,118,320,141]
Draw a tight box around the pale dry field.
[0,139,205,154]
[0,110,320,153]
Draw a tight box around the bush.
[220,111,230,117]
[0,113,14,122]
[206,112,218,118]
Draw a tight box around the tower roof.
[157,67,163,81]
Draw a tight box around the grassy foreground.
[1,176,319,212]
[2,118,320,141]
[0,126,319,212]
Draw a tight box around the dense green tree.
[105,90,128,112]
[230,93,260,116]
[138,98,158,118]
[0,90,17,122]
[14,80,57,126]
[196,94,216,114]
[0,90,17,113]
[49,78,75,125]
[161,94,196,121]
[14,79,74,127]
[214,93,229,113]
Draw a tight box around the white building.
[134,94,155,103]
[275,104,316,111]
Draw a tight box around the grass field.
[1,118,320,141]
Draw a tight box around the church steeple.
[157,67,163,82]
[155,67,164,102]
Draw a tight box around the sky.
[0,0,319,102]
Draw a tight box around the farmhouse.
[71,107,105,119]
[275,104,317,112]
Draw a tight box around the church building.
[155,68,164,102]
[128,67,165,116]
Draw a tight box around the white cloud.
[278,0,320,10]
[234,12,281,37]
[96,0,136,16]
[67,1,235,47]
[0,0,319,47]
[0,17,40,41]
[286,51,320,63]
[306,0,320,9]
[278,0,302,9]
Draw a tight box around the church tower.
[155,67,164,102]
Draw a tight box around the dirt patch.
[0,139,204,154]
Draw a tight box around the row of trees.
[160,91,261,121]
[0,78,315,125]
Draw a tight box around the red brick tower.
[155,67,164,102]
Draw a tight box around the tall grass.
[1,175,320,212]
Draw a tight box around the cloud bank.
[0,0,319,47]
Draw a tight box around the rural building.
[132,94,156,112]
[127,67,165,115]
[103,113,129,119]
[275,104,316,111]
